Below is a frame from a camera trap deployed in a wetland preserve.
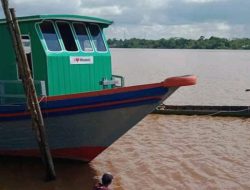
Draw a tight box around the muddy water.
[91,115,250,190]
[111,49,250,106]
[1,49,250,189]
[0,157,97,190]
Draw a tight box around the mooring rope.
[38,95,47,103]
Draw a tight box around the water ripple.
[92,115,250,190]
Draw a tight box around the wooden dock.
[152,105,250,117]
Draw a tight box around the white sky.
[0,0,249,39]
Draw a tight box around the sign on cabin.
[70,56,94,64]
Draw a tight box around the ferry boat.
[0,15,196,161]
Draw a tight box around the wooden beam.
[1,0,56,180]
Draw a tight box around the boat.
[153,105,250,117]
[0,14,196,161]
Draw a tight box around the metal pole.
[1,0,56,180]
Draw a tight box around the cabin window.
[88,24,107,52]
[39,21,61,51]
[21,35,31,54]
[73,23,93,52]
[57,22,78,51]
[17,35,33,79]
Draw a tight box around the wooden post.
[1,0,56,180]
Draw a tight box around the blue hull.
[0,76,196,161]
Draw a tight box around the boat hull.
[0,76,196,161]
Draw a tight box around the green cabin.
[0,14,123,104]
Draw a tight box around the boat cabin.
[0,15,123,104]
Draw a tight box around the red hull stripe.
[45,95,162,113]
[45,83,163,101]
[0,146,107,161]
[43,75,196,102]
[0,76,196,118]
[0,95,162,118]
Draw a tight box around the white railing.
[100,75,125,89]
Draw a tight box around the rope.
[38,95,47,103]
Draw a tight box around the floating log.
[153,105,250,117]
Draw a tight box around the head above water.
[102,173,113,186]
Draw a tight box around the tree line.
[107,36,250,49]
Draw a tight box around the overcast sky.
[0,0,249,39]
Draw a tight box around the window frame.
[37,20,110,54]
[87,23,108,53]
[38,20,63,52]
[55,21,80,52]
[72,22,94,53]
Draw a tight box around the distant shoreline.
[107,37,250,50]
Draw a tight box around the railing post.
[40,81,47,96]
[112,75,125,87]
[0,81,5,104]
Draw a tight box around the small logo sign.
[70,56,94,64]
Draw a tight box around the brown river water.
[1,49,250,189]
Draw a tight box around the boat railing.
[112,75,125,87]
[100,75,125,89]
[0,80,46,104]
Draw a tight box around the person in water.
[93,173,113,190]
